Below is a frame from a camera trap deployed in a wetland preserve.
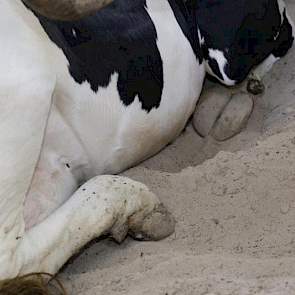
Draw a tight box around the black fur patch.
[33,0,202,112]
[272,10,294,58]
[36,0,163,112]
[196,0,293,84]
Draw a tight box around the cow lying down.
[0,0,293,293]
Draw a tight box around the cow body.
[21,0,205,229]
[0,0,204,278]
[0,0,293,281]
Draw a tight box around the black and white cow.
[196,0,294,85]
[0,0,293,288]
[192,0,295,139]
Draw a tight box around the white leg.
[249,54,280,81]
[0,77,55,279]
[0,175,175,279]
[247,54,279,95]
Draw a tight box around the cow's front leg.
[247,54,279,95]
[193,83,254,141]
[7,176,175,278]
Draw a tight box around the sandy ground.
[59,2,295,294]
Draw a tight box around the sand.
[59,2,295,294]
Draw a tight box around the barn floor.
[60,2,295,294]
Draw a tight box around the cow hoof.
[247,78,265,95]
[111,221,129,244]
[0,273,66,295]
[128,203,175,241]
[193,87,231,137]
[211,93,254,141]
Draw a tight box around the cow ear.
[23,0,113,21]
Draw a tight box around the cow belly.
[47,0,204,174]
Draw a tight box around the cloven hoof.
[0,273,66,295]
[128,203,176,241]
[247,78,265,95]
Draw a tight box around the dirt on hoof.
[247,78,265,95]
[128,203,176,241]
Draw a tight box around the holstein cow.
[196,0,294,87]
[192,0,295,139]
[0,0,293,293]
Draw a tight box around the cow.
[192,0,295,138]
[0,0,293,293]
[197,0,294,86]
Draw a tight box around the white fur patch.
[207,48,236,86]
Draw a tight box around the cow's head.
[23,0,113,21]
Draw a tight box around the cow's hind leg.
[0,75,57,293]
[1,175,174,282]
